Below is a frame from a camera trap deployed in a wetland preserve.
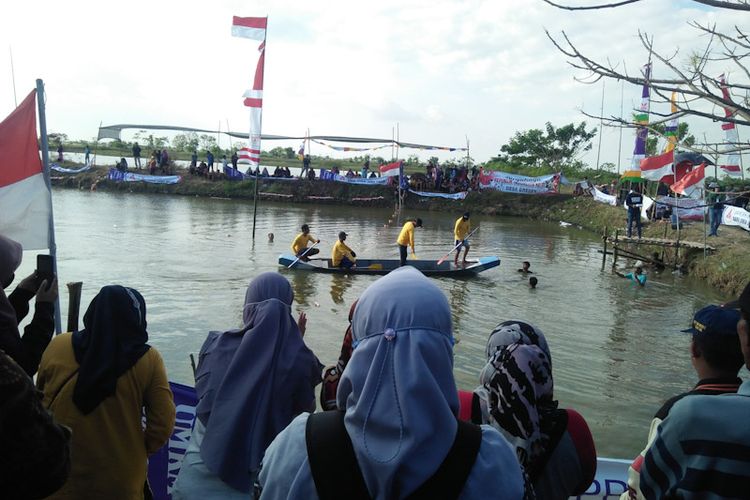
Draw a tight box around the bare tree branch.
[543,0,750,11]
[540,0,643,10]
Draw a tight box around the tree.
[198,134,217,151]
[646,122,696,155]
[497,122,597,170]
[172,132,199,152]
[544,0,750,160]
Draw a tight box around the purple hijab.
[195,272,319,492]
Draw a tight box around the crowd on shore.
[3,228,750,499]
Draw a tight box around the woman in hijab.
[473,320,596,499]
[173,272,321,499]
[258,267,525,499]
[0,234,57,376]
[320,299,357,410]
[36,285,175,499]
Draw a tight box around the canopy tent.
[97,124,467,152]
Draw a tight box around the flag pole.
[36,79,62,334]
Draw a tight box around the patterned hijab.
[336,267,457,499]
[477,320,558,478]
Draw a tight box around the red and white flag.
[640,150,674,182]
[237,147,260,165]
[379,161,402,177]
[670,163,705,199]
[717,75,742,177]
[231,16,267,41]
[0,90,51,250]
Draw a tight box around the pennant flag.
[670,163,705,199]
[0,90,52,250]
[632,63,651,169]
[242,89,263,109]
[717,75,742,177]
[379,161,402,177]
[296,141,305,160]
[663,92,679,153]
[237,147,260,164]
[231,16,267,41]
[640,150,674,182]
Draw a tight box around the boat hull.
[278,254,500,276]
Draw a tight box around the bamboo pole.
[612,229,619,269]
[601,226,608,270]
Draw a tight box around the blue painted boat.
[278,254,500,276]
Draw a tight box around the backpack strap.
[306,410,370,500]
[406,420,482,500]
[306,410,483,500]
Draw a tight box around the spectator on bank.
[221,154,228,171]
[471,320,596,499]
[0,350,72,499]
[707,183,724,237]
[258,267,525,499]
[231,151,239,169]
[173,272,320,499]
[56,142,63,162]
[0,234,57,376]
[160,149,170,171]
[639,285,750,499]
[300,154,311,178]
[191,150,198,170]
[622,304,745,500]
[84,144,91,166]
[307,168,316,181]
[207,150,215,172]
[36,285,175,499]
[132,142,142,169]
[625,186,644,238]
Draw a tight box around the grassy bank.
[51,166,750,296]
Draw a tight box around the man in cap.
[396,218,422,266]
[637,285,750,499]
[622,302,745,499]
[291,224,320,261]
[625,185,644,239]
[331,232,357,269]
[453,212,471,267]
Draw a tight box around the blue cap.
[682,305,741,336]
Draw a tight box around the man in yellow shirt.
[454,212,471,266]
[291,224,320,261]
[332,231,357,269]
[396,218,423,266]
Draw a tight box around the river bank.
[51,166,750,295]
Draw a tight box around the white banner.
[592,186,617,206]
[721,205,750,232]
[655,195,704,221]
[478,171,560,194]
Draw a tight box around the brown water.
[14,189,739,458]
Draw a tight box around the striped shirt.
[640,380,750,499]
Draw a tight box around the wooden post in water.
[612,230,619,269]
[675,215,682,266]
[66,282,83,332]
[252,173,259,240]
[601,226,608,270]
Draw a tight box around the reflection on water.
[12,189,741,459]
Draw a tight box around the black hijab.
[71,285,150,414]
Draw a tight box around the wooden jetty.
[599,226,714,271]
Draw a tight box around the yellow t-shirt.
[332,240,356,266]
[454,217,470,241]
[396,222,416,250]
[291,232,316,254]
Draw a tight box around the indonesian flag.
[231,16,267,41]
[670,163,705,199]
[640,150,674,182]
[718,75,742,177]
[0,90,52,250]
[379,161,402,177]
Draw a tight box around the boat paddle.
[437,227,479,265]
[287,241,320,269]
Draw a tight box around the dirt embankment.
[52,167,750,295]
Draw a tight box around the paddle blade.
[368,263,383,270]
[411,253,418,260]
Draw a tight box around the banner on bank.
[319,168,389,185]
[108,168,182,184]
[409,189,468,200]
[721,205,750,232]
[478,171,560,194]
[655,195,703,221]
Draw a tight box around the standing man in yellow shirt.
[332,231,357,269]
[454,212,471,266]
[291,224,320,261]
[396,218,423,266]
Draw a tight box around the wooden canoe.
[278,254,500,276]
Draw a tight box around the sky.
[0,0,745,169]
